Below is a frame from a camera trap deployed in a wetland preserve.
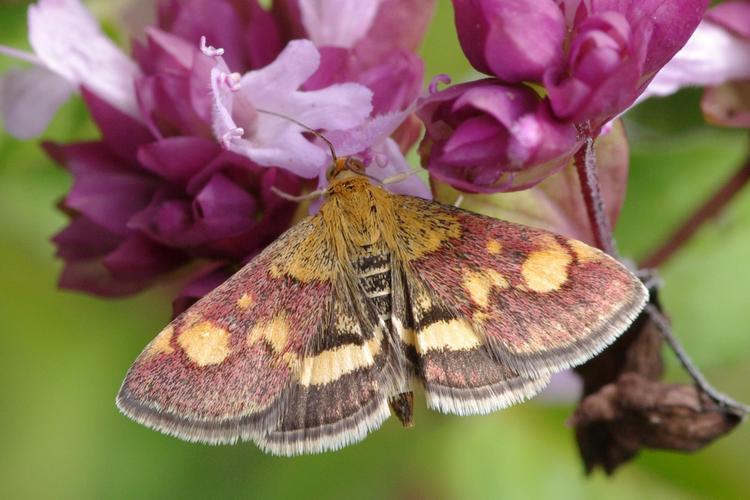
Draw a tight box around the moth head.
[326,157,367,181]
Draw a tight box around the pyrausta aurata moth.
[117,156,647,456]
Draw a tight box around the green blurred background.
[1,2,749,499]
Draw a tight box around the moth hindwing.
[117,158,647,455]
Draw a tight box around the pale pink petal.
[240,39,321,93]
[211,40,373,178]
[370,138,431,198]
[28,0,141,118]
[325,109,411,156]
[300,0,381,48]
[0,66,73,139]
[638,20,750,103]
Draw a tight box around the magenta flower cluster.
[0,0,433,310]
[0,0,722,309]
[417,0,708,193]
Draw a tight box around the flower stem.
[640,156,750,269]
[574,138,619,257]
[644,304,749,417]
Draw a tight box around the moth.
[117,156,647,456]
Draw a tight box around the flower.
[451,0,708,127]
[299,0,433,113]
[1,0,434,306]
[639,1,750,127]
[452,0,565,84]
[429,119,630,244]
[132,28,216,138]
[417,78,579,193]
[0,0,140,138]
[208,39,374,178]
[49,89,301,298]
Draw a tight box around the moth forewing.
[117,158,647,455]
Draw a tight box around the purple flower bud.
[417,79,579,193]
[452,0,566,83]
[546,0,709,125]
[451,0,708,126]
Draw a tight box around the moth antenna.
[271,186,326,203]
[256,108,338,162]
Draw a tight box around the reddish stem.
[640,158,750,269]
[574,138,619,257]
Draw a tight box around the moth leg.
[380,169,422,186]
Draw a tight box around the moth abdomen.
[353,248,392,320]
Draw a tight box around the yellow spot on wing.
[393,197,462,260]
[298,336,381,387]
[247,315,289,354]
[146,325,174,357]
[392,316,415,346]
[417,319,480,352]
[178,320,231,367]
[269,217,331,282]
[463,269,509,308]
[568,239,602,264]
[237,293,254,310]
[521,236,572,293]
[486,239,502,255]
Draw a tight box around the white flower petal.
[28,0,140,118]
[289,82,374,130]
[240,40,321,96]
[325,109,411,156]
[639,20,750,103]
[300,0,381,48]
[0,66,73,139]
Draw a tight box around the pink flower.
[451,0,708,127]
[1,0,434,306]
[208,39,374,178]
[452,0,565,84]
[417,78,579,193]
[49,89,301,298]
[0,0,140,138]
